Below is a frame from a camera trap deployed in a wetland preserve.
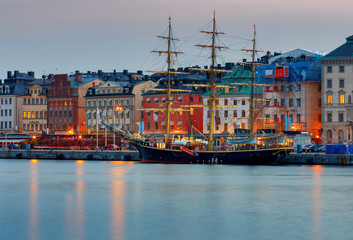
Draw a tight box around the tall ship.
[104,13,290,164]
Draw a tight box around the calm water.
[0,160,353,240]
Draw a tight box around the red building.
[142,74,207,136]
[47,74,103,135]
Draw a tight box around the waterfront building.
[0,71,36,133]
[142,72,207,136]
[258,49,323,141]
[320,35,353,144]
[203,66,262,135]
[85,80,156,134]
[22,78,53,134]
[47,74,103,135]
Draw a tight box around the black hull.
[131,140,289,164]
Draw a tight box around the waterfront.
[1,160,353,240]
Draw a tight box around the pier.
[0,149,140,161]
[278,152,353,165]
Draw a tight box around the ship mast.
[208,12,217,151]
[193,11,229,150]
[241,25,262,138]
[166,17,173,144]
[249,26,256,138]
[150,17,185,145]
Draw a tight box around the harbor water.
[1,159,353,240]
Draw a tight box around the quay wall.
[279,153,353,165]
[0,149,140,161]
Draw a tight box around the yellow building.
[22,80,52,134]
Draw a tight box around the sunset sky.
[0,0,352,78]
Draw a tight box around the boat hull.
[131,140,289,164]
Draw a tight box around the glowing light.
[31,159,38,163]
[78,135,82,139]
[76,160,85,164]
[32,136,36,139]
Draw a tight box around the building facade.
[142,73,207,136]
[0,71,36,133]
[47,74,103,135]
[321,35,353,144]
[259,49,323,141]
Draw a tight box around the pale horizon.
[0,0,352,79]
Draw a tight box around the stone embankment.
[279,152,353,165]
[0,149,140,161]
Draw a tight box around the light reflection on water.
[1,160,353,240]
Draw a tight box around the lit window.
[339,94,345,104]
[327,95,333,104]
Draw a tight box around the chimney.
[76,74,82,82]
[243,59,247,63]
[7,71,11,79]
[123,69,128,75]
[137,70,143,75]
[267,51,271,57]
[75,70,80,75]
[28,71,35,78]
[14,70,19,77]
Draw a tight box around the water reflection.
[312,165,323,240]
[110,163,127,240]
[65,160,85,239]
[29,159,39,240]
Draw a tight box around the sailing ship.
[104,14,290,164]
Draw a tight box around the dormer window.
[5,86,10,93]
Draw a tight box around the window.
[339,94,345,104]
[27,111,30,119]
[339,79,345,88]
[69,101,72,106]
[233,100,237,105]
[281,85,286,91]
[32,99,35,104]
[155,97,159,103]
[233,110,237,117]
[318,85,321,92]
[224,99,228,105]
[9,110,11,116]
[155,122,158,130]
[327,66,332,73]
[40,99,43,105]
[327,95,333,104]
[318,98,322,107]
[224,110,228,117]
[88,101,91,107]
[289,99,293,107]
[297,85,301,91]
[297,114,301,123]
[242,110,246,118]
[5,110,7,116]
[281,99,285,107]
[327,79,332,89]
[66,89,69,95]
[242,100,245,105]
[36,98,39,104]
[199,97,202,102]
[147,122,151,130]
[319,114,322,123]
[327,113,332,122]
[281,114,285,122]
[147,112,151,117]
[339,113,344,122]
[297,98,301,107]
[24,99,26,105]
[40,112,43,119]
[23,112,27,119]
[339,66,345,73]
[190,97,194,102]
[224,123,228,132]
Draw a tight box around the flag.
[153,112,158,121]
[97,106,101,122]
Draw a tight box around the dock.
[0,149,140,161]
